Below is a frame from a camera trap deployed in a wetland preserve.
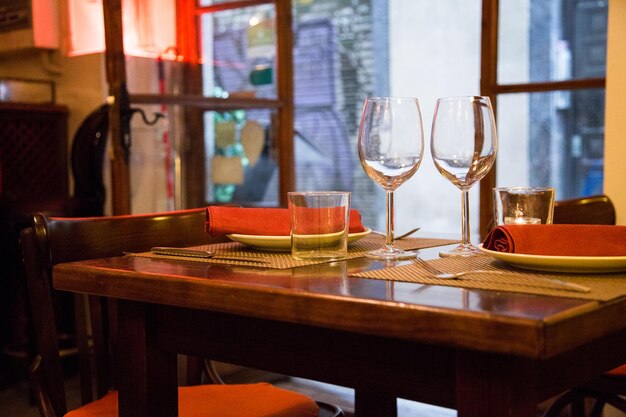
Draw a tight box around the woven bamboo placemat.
[351,255,626,301]
[127,235,458,270]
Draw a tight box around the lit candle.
[504,216,541,225]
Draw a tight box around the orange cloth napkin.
[483,224,626,256]
[206,206,367,236]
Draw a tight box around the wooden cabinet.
[0,103,68,202]
[0,102,69,376]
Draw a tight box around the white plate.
[227,229,372,252]
[478,245,626,273]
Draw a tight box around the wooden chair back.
[20,208,220,417]
[553,194,616,225]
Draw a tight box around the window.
[192,0,608,237]
[481,0,607,233]
[198,2,280,204]
[197,0,484,234]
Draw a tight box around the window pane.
[128,104,176,213]
[291,0,483,236]
[498,0,607,84]
[200,4,277,100]
[203,109,278,204]
[293,2,377,224]
[497,89,605,200]
[390,0,482,237]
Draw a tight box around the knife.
[150,247,268,263]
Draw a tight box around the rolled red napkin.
[206,206,367,237]
[483,224,626,256]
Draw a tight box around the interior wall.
[604,0,626,224]
[0,50,107,210]
[0,52,106,137]
[0,52,170,217]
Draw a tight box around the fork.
[372,227,421,240]
[411,258,591,293]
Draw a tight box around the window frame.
[478,0,606,236]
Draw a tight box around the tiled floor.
[0,378,40,417]
[278,378,456,417]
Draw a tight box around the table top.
[53,244,626,360]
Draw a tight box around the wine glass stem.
[385,189,395,247]
[461,189,471,245]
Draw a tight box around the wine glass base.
[365,247,417,261]
[439,243,482,258]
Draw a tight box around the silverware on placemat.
[412,257,591,293]
[133,247,270,264]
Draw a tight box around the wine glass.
[430,96,498,257]
[358,97,424,260]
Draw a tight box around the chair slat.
[73,293,93,405]
[553,194,616,225]
[21,228,67,417]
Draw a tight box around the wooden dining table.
[52,244,626,417]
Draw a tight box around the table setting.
[127,95,626,301]
[127,204,457,269]
[350,95,626,299]
[350,201,626,300]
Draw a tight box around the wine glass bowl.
[431,96,498,257]
[358,97,424,260]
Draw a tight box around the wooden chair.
[552,194,616,225]
[542,366,626,417]
[543,194,624,417]
[21,209,343,417]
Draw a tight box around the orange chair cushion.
[607,364,626,377]
[65,383,320,417]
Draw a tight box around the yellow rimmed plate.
[478,245,626,273]
[227,228,372,252]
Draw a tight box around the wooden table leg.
[117,300,178,417]
[355,390,397,417]
[456,350,537,417]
